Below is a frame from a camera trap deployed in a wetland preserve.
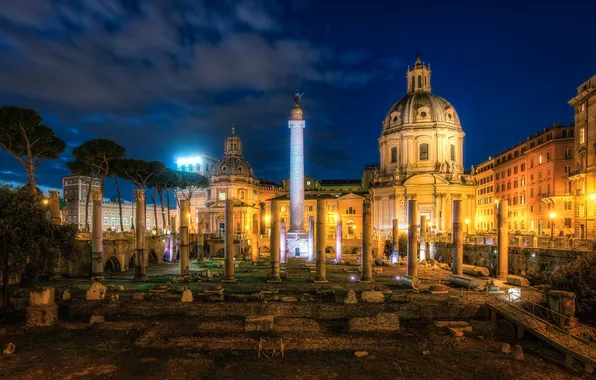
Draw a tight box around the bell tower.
[407,52,431,94]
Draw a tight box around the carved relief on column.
[406,193,417,200]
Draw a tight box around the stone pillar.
[440,195,446,231]
[360,198,373,282]
[26,287,58,326]
[223,199,236,282]
[251,232,259,262]
[280,220,287,263]
[289,108,305,233]
[179,200,190,280]
[91,189,104,280]
[336,216,342,263]
[452,199,463,276]
[169,215,177,261]
[198,218,205,263]
[134,189,147,281]
[307,216,314,262]
[315,198,327,282]
[392,218,399,264]
[407,199,418,277]
[49,191,62,280]
[419,215,427,262]
[268,199,281,282]
[497,199,509,280]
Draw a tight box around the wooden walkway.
[486,294,596,366]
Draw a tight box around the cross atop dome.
[407,52,431,94]
[224,126,242,157]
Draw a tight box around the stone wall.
[64,236,167,277]
[430,242,581,284]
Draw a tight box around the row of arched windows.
[388,143,457,163]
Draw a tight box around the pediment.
[403,173,449,186]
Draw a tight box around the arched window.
[411,76,415,91]
[418,75,422,88]
[348,207,354,214]
[390,147,397,163]
[450,144,456,161]
[239,190,245,199]
[188,164,193,172]
[419,143,429,161]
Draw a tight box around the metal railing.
[486,293,596,365]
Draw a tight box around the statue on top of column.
[293,91,303,106]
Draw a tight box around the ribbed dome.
[383,92,460,130]
[213,156,255,177]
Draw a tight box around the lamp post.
[549,211,556,248]
[589,194,596,240]
[465,218,470,242]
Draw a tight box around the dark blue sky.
[0,0,595,200]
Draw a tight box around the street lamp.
[549,211,557,238]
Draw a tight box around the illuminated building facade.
[472,158,495,232]
[568,74,596,238]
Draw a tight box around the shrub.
[548,254,596,313]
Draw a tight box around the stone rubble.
[90,315,105,324]
[117,285,125,291]
[512,344,524,360]
[501,343,511,353]
[360,290,385,303]
[3,343,15,355]
[353,351,368,358]
[86,282,107,301]
[61,289,71,301]
[181,289,193,302]
[132,292,145,301]
[344,290,358,304]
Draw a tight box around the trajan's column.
[286,91,309,257]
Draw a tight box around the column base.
[222,278,237,283]
[313,279,328,283]
[267,277,282,283]
[92,275,104,281]
[133,276,148,281]
[359,277,373,283]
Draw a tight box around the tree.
[549,254,596,314]
[67,139,125,231]
[160,169,183,230]
[147,167,167,234]
[0,186,79,309]
[177,171,209,203]
[0,106,66,199]
[114,159,166,229]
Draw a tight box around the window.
[411,76,415,90]
[539,155,543,164]
[419,143,429,161]
[308,205,313,212]
[123,217,128,225]
[307,180,311,186]
[564,165,571,173]
[328,204,335,211]
[521,163,525,171]
[239,190,245,199]
[565,148,571,158]
[111,217,115,225]
[496,173,500,180]
[218,192,226,200]
[450,145,456,161]
[111,212,115,216]
[507,168,511,176]
[104,217,109,224]
[564,201,572,210]
[391,147,397,163]
[580,127,585,144]
[564,218,572,228]
[521,178,525,186]
[520,195,525,204]
[530,188,534,197]
[281,206,286,212]
[507,182,511,190]
[418,75,422,88]
[514,180,518,188]
[530,159,534,168]
[514,166,518,174]
[546,152,551,162]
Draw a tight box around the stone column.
[452,200,463,276]
[251,232,259,262]
[315,198,327,282]
[49,191,62,280]
[223,199,236,282]
[289,111,305,233]
[407,199,418,277]
[179,200,190,280]
[134,189,147,281]
[91,189,104,280]
[360,198,373,282]
[198,218,205,263]
[268,199,281,282]
[280,220,287,263]
[497,199,509,280]
[420,215,427,262]
[392,218,399,263]
[169,215,177,261]
[307,216,314,262]
[336,216,342,263]
[440,195,446,231]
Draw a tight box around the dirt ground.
[0,316,585,380]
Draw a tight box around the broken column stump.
[26,287,58,326]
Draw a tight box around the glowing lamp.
[265,215,271,223]
[549,212,556,219]
[465,218,470,224]
[42,198,49,205]
[590,194,596,200]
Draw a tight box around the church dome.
[383,92,461,129]
[213,156,255,177]
[382,53,461,132]
[212,128,255,178]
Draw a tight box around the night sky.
[0,0,595,201]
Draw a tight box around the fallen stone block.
[397,275,421,289]
[86,282,107,301]
[344,290,358,304]
[107,284,115,291]
[90,315,105,324]
[245,315,274,332]
[117,285,125,291]
[26,304,58,326]
[281,296,298,302]
[354,351,368,358]
[110,294,119,301]
[501,343,511,353]
[447,327,464,337]
[30,286,55,305]
[360,290,385,303]
[506,275,530,287]
[462,264,490,277]
[132,292,145,301]
[448,275,487,290]
[62,289,71,301]
[388,294,409,303]
[150,284,169,293]
[349,313,400,332]
[3,343,15,355]
[181,289,193,302]
[512,344,524,360]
